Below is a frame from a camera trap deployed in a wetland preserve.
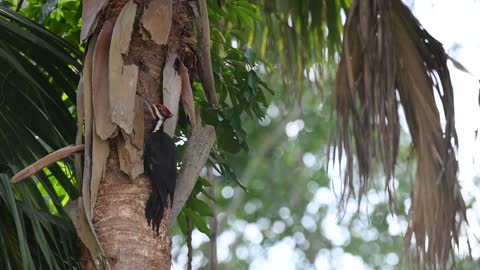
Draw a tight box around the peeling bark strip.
[82,34,97,223]
[90,123,110,212]
[141,0,172,45]
[93,20,117,140]
[109,0,139,135]
[162,53,182,137]
[179,61,196,127]
[66,199,108,270]
[80,0,108,41]
[75,77,84,189]
[169,125,216,225]
[334,0,465,268]
[79,33,109,270]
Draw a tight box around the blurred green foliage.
[4,0,82,46]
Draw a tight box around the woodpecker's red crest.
[136,92,173,120]
[155,103,173,119]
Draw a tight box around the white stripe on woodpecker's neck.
[153,117,165,133]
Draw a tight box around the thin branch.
[197,0,217,105]
[187,217,193,270]
[15,0,24,12]
[207,166,217,270]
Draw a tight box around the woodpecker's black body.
[144,126,176,234]
[137,92,176,234]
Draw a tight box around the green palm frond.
[251,0,349,96]
[0,174,80,270]
[0,4,81,201]
[211,0,348,96]
[0,6,81,269]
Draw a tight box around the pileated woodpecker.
[137,93,176,234]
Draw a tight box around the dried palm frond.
[333,0,466,268]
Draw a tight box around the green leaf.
[189,197,213,217]
[177,211,188,236]
[199,187,216,202]
[197,177,211,187]
[183,208,212,237]
[244,47,257,66]
[247,70,258,92]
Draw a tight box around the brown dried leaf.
[179,61,196,127]
[93,20,117,140]
[392,3,466,265]
[117,130,143,179]
[80,0,108,41]
[334,0,465,268]
[162,53,182,137]
[109,1,138,135]
[140,0,172,45]
[113,64,139,132]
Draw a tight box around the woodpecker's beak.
[136,92,159,119]
[136,92,174,133]
[136,92,154,107]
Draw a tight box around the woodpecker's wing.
[143,137,152,176]
[145,131,176,205]
[144,130,177,233]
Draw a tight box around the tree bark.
[79,0,198,268]
[93,142,171,269]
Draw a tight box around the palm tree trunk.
[92,144,171,269]
[78,0,197,268]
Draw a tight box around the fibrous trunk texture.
[78,0,198,269]
[93,143,170,269]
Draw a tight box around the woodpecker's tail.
[145,190,167,234]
